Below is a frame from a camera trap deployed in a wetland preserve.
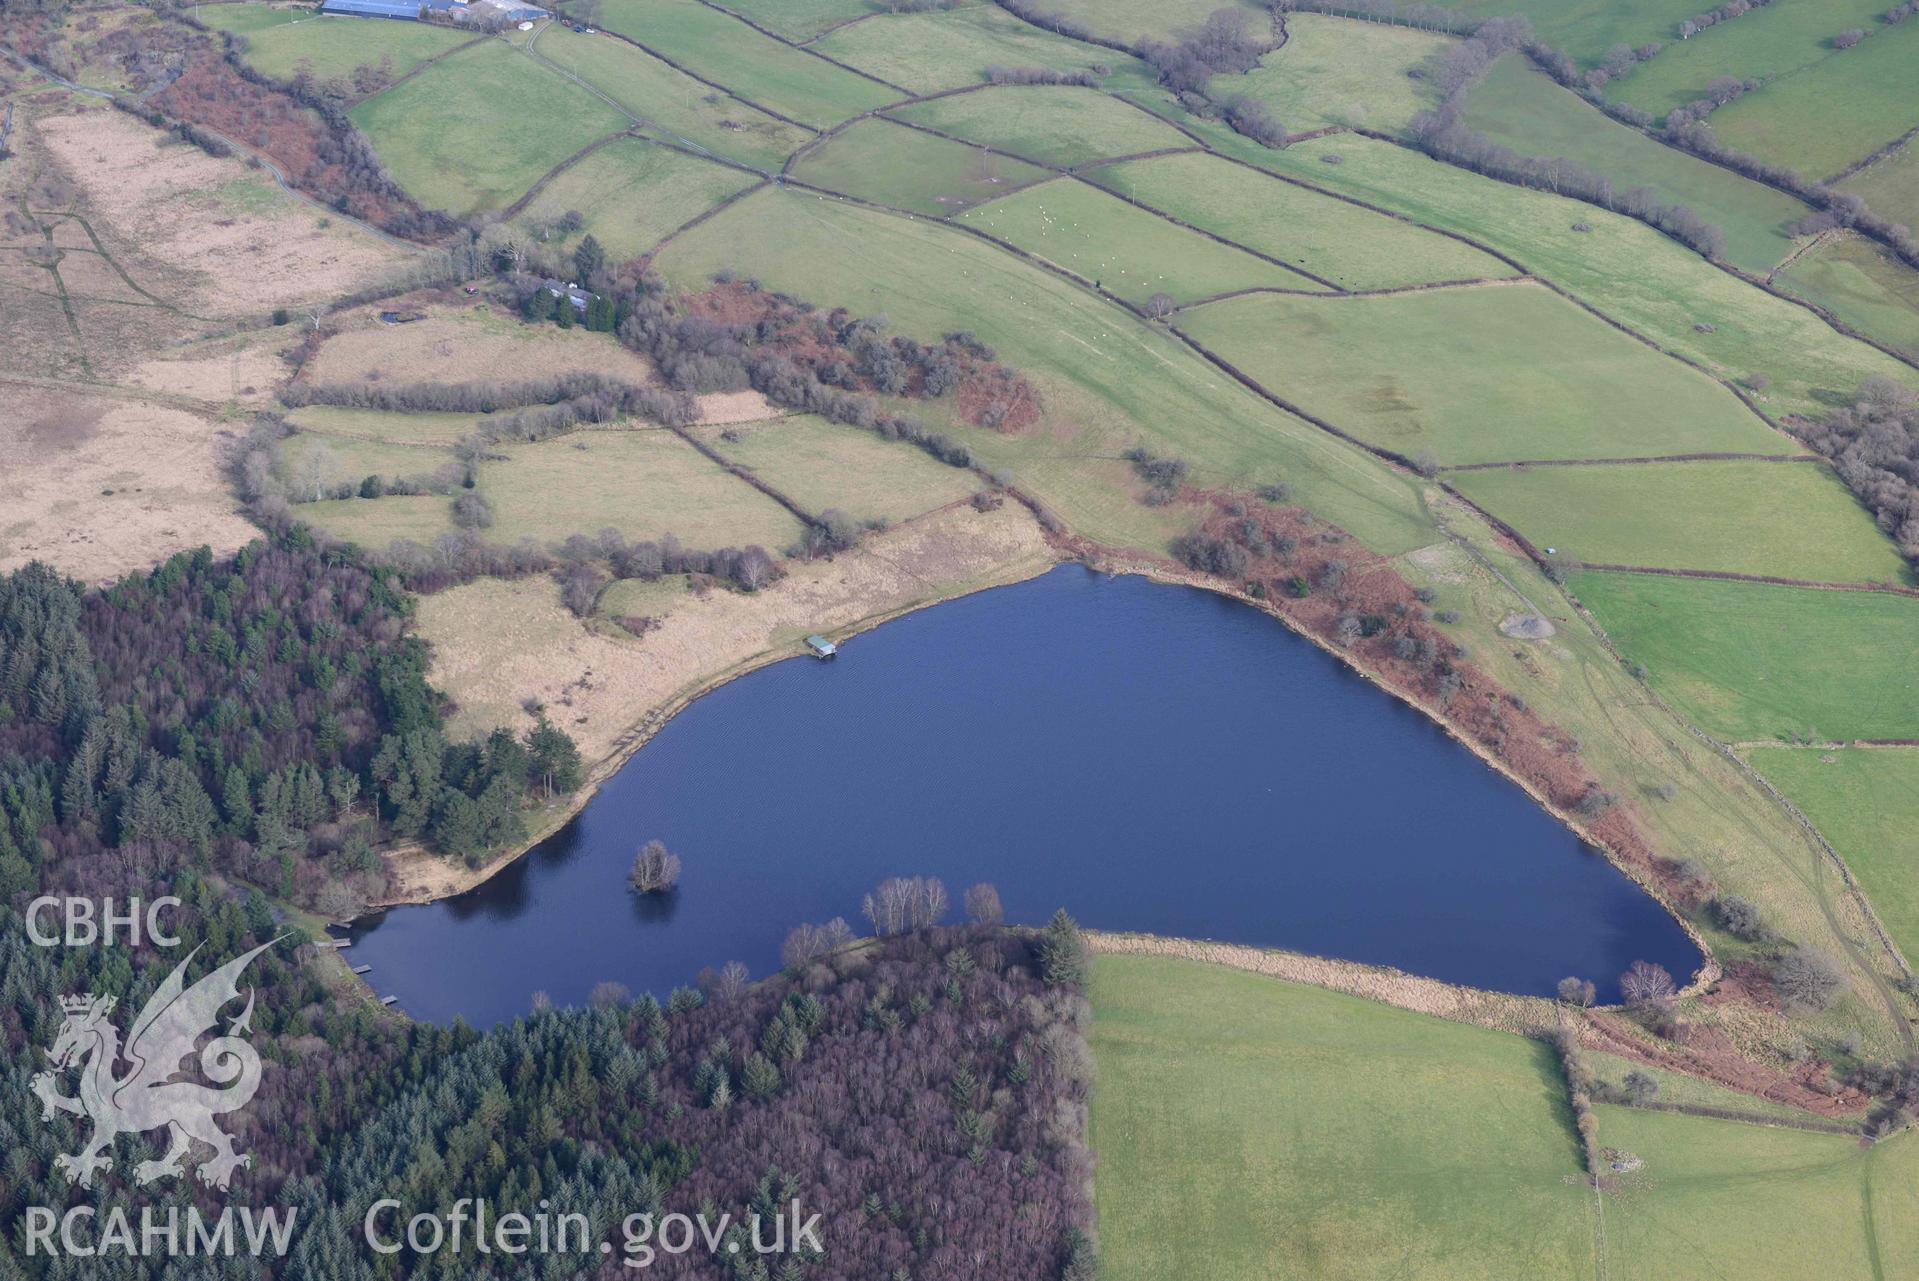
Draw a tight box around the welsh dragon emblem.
[32,938,281,1191]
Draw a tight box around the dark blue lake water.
[348,566,1699,1026]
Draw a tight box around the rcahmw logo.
[24,936,299,1259]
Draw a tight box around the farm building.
[540,279,592,313]
[320,0,423,18]
[467,0,551,19]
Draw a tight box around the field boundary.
[1826,124,1919,187]
[1561,588,1918,1041]
[1443,452,1818,471]
[685,0,913,96]
[499,128,634,220]
[668,422,817,525]
[644,175,772,260]
[879,114,1347,290]
[1085,930,1560,1036]
[1174,275,1528,311]
[1572,562,1918,596]
[562,13,824,137]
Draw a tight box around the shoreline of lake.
[347,566,1705,1027]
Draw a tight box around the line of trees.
[1791,377,1919,565]
[608,278,1034,461]
[1407,18,1731,260]
[1676,0,1776,45]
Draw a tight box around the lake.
[349,566,1700,1026]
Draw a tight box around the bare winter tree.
[915,876,949,928]
[589,980,630,1008]
[291,441,340,502]
[965,882,1005,925]
[1557,976,1596,1008]
[630,839,682,893]
[864,875,948,934]
[1773,946,1848,1012]
[699,960,751,1002]
[1619,960,1676,1010]
[782,916,857,967]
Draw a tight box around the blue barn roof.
[320,0,422,18]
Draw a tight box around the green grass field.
[298,493,459,549]
[1234,13,1453,136]
[476,429,806,549]
[1608,0,1893,119]
[887,85,1194,169]
[1704,20,1919,180]
[1582,1049,1835,1124]
[1420,0,1704,67]
[1150,128,1919,422]
[512,137,758,261]
[283,407,487,445]
[1573,571,1919,740]
[1844,136,1919,230]
[1461,56,1809,275]
[1085,151,1517,289]
[203,9,474,83]
[695,416,979,525]
[597,573,695,621]
[1749,746,1919,965]
[1090,954,1597,1281]
[975,0,1267,50]
[282,431,453,488]
[591,0,898,128]
[959,178,1317,304]
[1778,233,1919,360]
[1090,954,1918,1279]
[653,185,1433,557]
[1452,460,1907,583]
[789,118,1053,216]
[349,41,629,216]
[1180,284,1788,465]
[1596,1105,1919,1280]
[529,25,812,171]
[813,5,1149,95]
[708,0,878,42]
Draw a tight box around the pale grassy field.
[694,416,980,525]
[0,385,255,583]
[37,107,408,316]
[307,305,659,385]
